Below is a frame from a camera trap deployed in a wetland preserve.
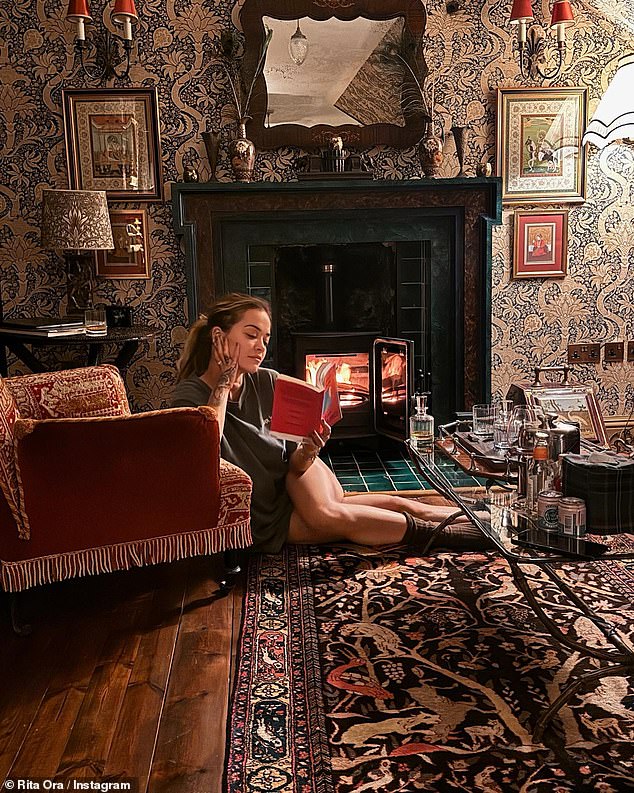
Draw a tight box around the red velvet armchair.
[0,364,252,595]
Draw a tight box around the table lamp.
[41,189,114,314]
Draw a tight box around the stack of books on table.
[0,317,87,337]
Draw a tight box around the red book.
[270,365,342,443]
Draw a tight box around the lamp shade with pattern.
[41,189,114,251]
[41,189,114,313]
[582,54,634,148]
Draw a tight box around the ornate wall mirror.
[240,0,428,149]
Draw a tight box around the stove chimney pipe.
[321,261,335,329]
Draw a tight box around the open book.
[269,363,343,443]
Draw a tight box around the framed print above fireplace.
[497,87,587,204]
[62,88,163,201]
[513,209,568,279]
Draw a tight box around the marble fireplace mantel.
[171,177,502,407]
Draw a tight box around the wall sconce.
[66,0,138,82]
[510,0,574,81]
[582,54,634,148]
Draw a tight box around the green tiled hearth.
[321,445,483,493]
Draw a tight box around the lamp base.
[65,251,95,315]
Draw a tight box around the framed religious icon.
[96,209,150,278]
[513,209,568,278]
[62,88,163,201]
[497,87,587,204]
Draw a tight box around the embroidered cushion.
[0,377,29,538]
[5,364,130,419]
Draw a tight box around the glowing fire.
[304,355,369,409]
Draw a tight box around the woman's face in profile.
[224,308,271,374]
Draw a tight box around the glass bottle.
[410,392,434,453]
[525,431,550,512]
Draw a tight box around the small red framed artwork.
[512,209,568,279]
[96,209,150,279]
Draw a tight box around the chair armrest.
[13,407,221,551]
[6,364,130,419]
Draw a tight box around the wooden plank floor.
[0,555,244,793]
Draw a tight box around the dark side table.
[0,324,157,377]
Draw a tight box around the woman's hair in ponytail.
[176,292,271,381]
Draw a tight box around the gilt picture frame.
[62,88,163,201]
[497,87,587,204]
[96,209,150,279]
[513,209,568,279]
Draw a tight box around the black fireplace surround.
[172,178,502,427]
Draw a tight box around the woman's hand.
[212,330,239,384]
[291,421,331,474]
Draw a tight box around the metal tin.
[538,490,563,531]
[558,496,586,536]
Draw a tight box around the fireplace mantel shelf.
[172,176,502,204]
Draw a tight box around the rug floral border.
[226,547,334,793]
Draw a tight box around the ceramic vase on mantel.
[418,127,444,178]
[228,119,256,183]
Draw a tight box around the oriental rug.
[226,544,634,792]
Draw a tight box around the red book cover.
[269,365,342,442]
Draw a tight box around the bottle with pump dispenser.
[410,392,434,453]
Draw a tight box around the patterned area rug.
[226,544,634,792]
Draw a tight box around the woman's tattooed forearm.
[211,370,233,402]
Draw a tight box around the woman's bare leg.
[286,460,409,546]
[285,459,491,551]
[344,492,473,522]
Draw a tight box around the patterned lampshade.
[41,189,114,251]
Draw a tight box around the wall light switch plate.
[604,342,624,363]
[567,343,601,364]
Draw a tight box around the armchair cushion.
[6,364,130,419]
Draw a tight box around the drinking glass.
[84,308,107,336]
[472,404,495,436]
[507,405,544,450]
[493,399,513,451]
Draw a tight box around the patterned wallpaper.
[0,0,633,418]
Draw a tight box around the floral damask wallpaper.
[0,0,633,416]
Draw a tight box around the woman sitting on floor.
[172,293,490,554]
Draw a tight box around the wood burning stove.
[293,332,414,440]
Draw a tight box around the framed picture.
[513,209,568,278]
[523,386,608,446]
[497,87,587,204]
[62,88,163,201]
[96,209,150,278]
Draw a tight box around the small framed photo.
[96,209,150,279]
[513,209,568,279]
[497,87,587,204]
[62,88,163,201]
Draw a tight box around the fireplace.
[172,178,502,428]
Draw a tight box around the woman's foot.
[402,513,495,553]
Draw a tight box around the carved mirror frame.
[240,0,428,149]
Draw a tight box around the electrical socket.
[628,341,634,362]
[604,342,624,363]
[567,343,601,364]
